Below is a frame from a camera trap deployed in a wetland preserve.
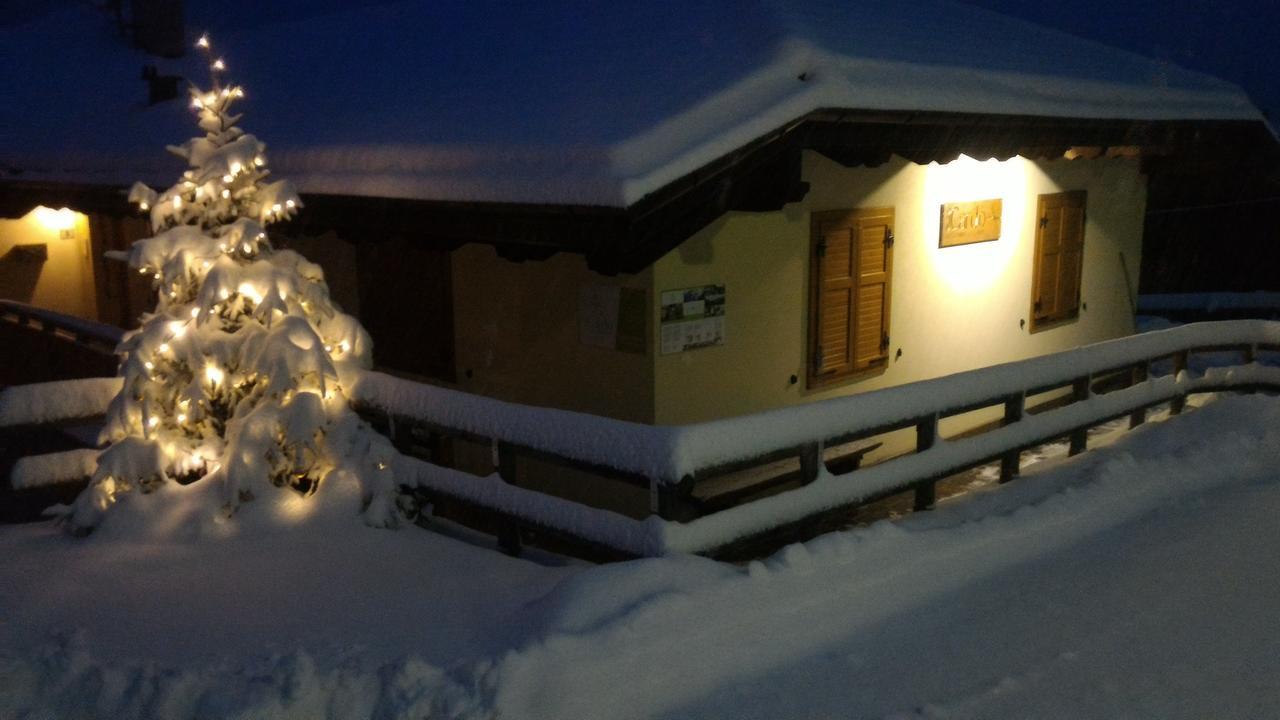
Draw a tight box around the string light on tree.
[68,34,401,534]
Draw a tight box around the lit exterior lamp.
[14,205,88,263]
[32,206,77,234]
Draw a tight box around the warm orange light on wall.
[31,206,79,233]
[922,155,1027,296]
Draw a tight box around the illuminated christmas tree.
[67,34,400,532]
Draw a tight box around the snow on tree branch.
[65,34,402,534]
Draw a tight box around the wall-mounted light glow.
[922,155,1028,296]
[31,206,78,233]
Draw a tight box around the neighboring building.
[2,1,1274,437]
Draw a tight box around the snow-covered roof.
[1,0,1265,208]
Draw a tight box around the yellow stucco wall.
[0,207,97,320]
[451,244,655,423]
[653,152,1146,425]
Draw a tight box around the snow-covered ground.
[3,392,1279,719]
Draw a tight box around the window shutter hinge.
[881,332,890,352]
[1039,216,1049,229]
[885,229,894,247]
[813,346,825,372]
[816,239,826,258]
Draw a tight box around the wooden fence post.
[914,414,938,511]
[1243,344,1258,395]
[1129,361,1149,429]
[1171,351,1189,415]
[496,441,522,556]
[425,430,443,465]
[999,391,1025,484]
[1069,374,1091,456]
[656,475,696,522]
[387,413,410,454]
[798,441,822,485]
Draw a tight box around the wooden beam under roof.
[2,113,1274,275]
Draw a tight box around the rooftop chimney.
[132,0,185,58]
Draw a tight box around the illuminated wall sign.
[939,199,1002,247]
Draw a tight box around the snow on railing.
[356,320,1280,558]
[350,373,675,481]
[664,362,1280,555]
[0,377,122,428]
[0,299,124,350]
[354,321,1280,484]
[6,321,1280,558]
[10,449,100,490]
[665,320,1280,479]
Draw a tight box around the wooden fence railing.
[351,320,1280,559]
[4,315,1279,559]
[0,300,121,385]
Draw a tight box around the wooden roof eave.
[2,113,1273,276]
[604,112,1279,274]
[0,180,133,219]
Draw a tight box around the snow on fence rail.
[0,299,124,350]
[354,320,1280,557]
[0,377,121,493]
[0,300,122,386]
[0,377,122,428]
[10,449,100,490]
[5,321,1280,558]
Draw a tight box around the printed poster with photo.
[660,284,725,354]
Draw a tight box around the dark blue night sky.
[173,0,1280,123]
[9,1,1274,120]
[963,0,1280,121]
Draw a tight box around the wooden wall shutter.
[1031,191,1086,331]
[809,207,894,387]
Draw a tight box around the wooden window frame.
[1029,190,1087,333]
[807,207,894,389]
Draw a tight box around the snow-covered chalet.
[2,1,1275,436]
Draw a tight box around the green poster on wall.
[660,284,725,354]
